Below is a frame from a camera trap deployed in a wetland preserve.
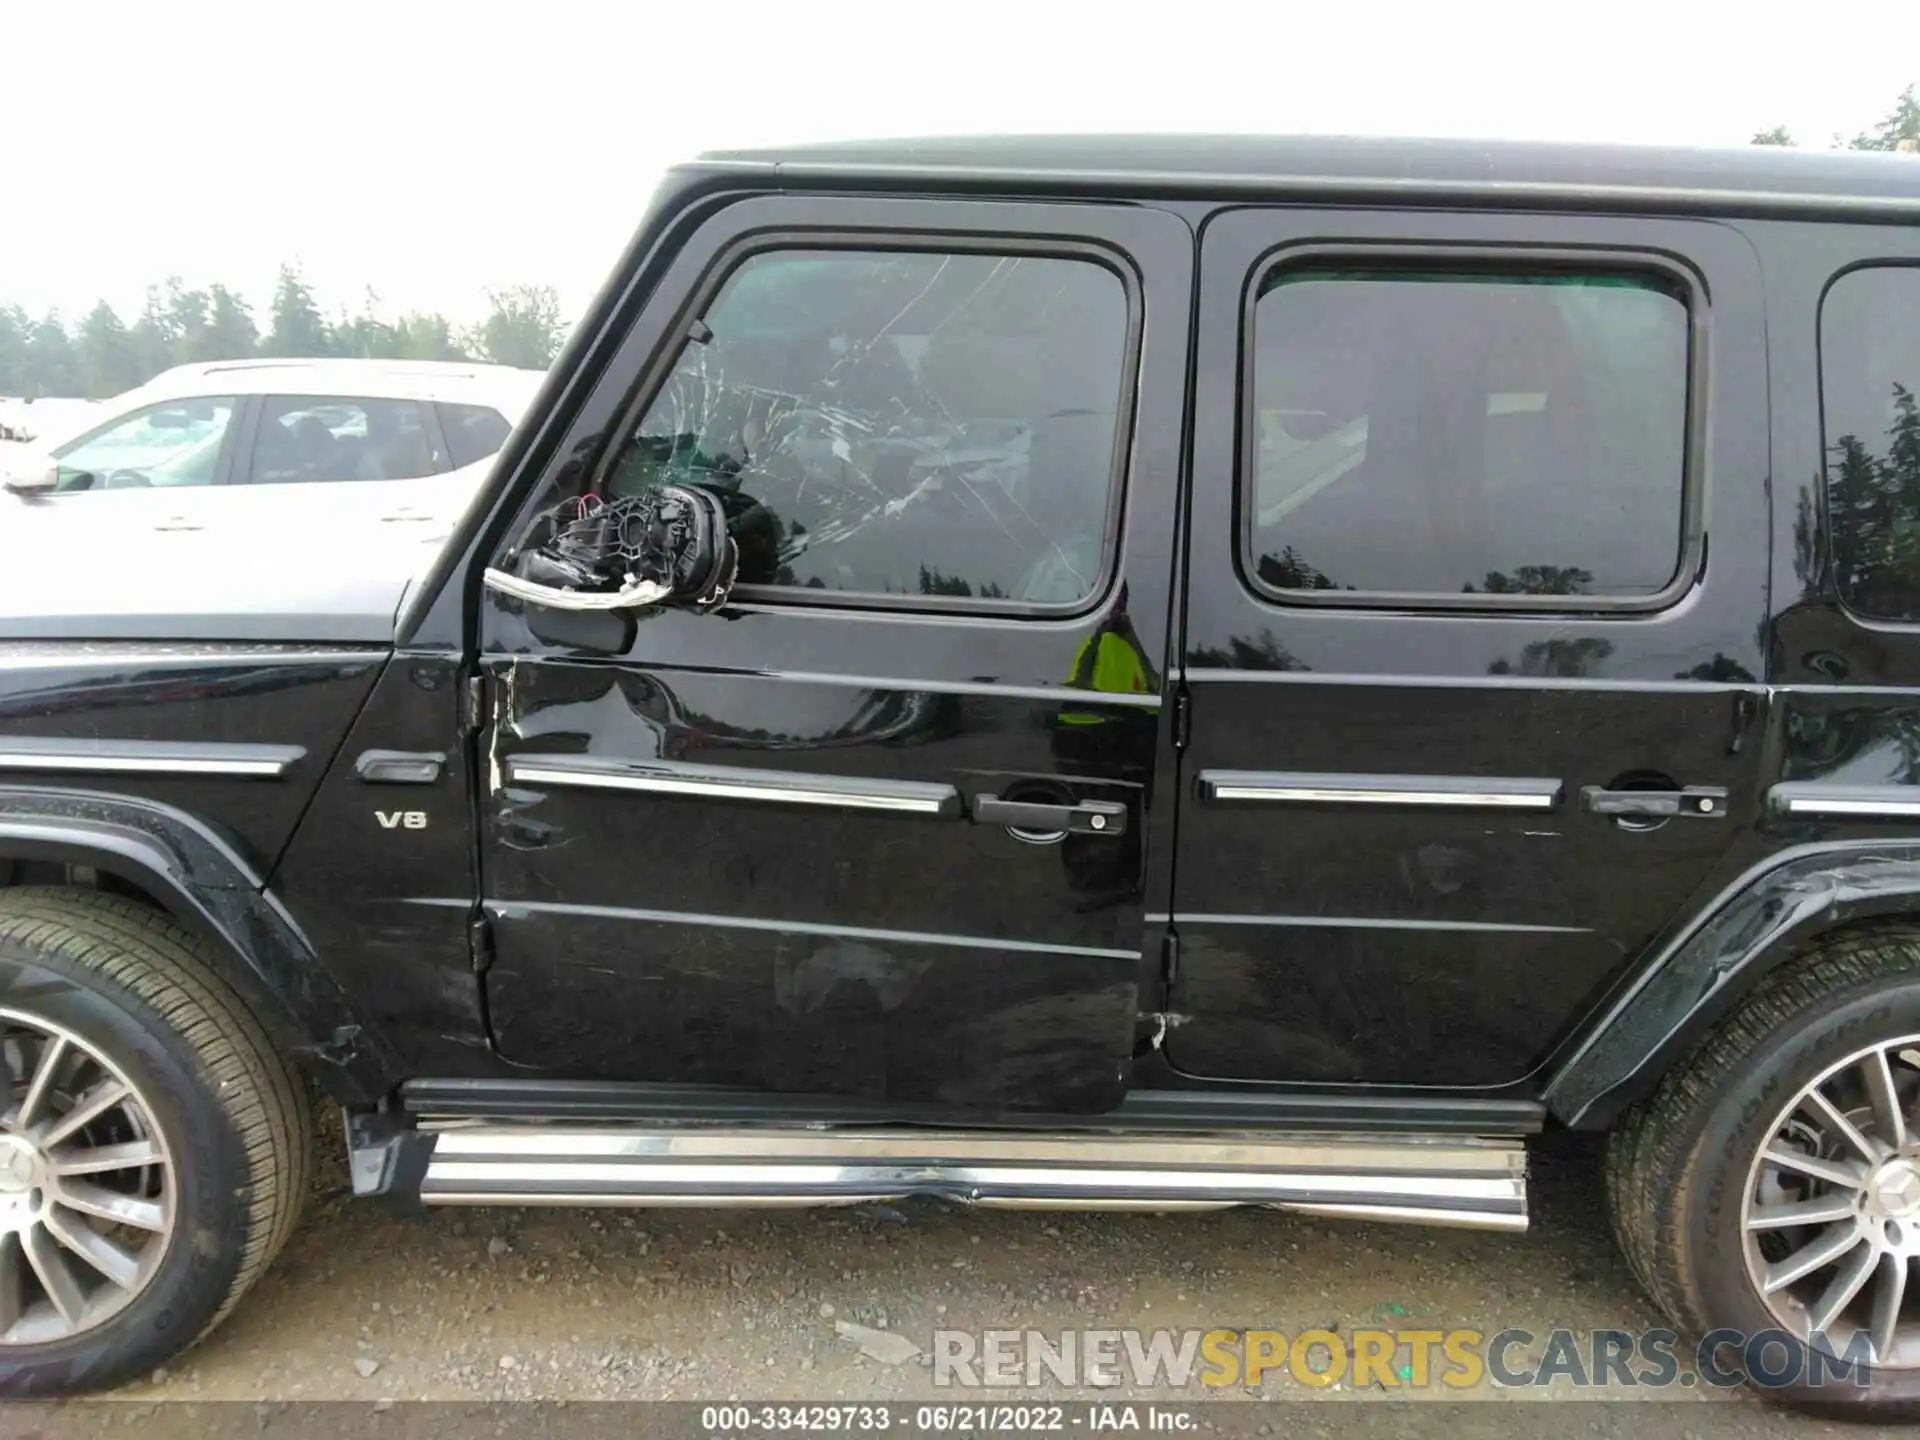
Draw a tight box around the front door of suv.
[1168,208,1770,1089]
[475,196,1191,1113]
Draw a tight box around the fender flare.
[1547,839,1920,1129]
[0,785,403,1105]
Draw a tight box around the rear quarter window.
[439,402,514,469]
[1821,265,1920,623]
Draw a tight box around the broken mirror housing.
[484,482,739,613]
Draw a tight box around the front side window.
[249,396,437,484]
[1821,266,1920,623]
[1246,267,1691,602]
[51,397,238,492]
[600,247,1131,607]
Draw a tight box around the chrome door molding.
[504,754,962,818]
[1769,783,1920,821]
[1197,770,1564,811]
[0,738,305,779]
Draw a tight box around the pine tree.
[1851,86,1920,152]
[197,284,259,362]
[76,301,142,398]
[263,264,333,357]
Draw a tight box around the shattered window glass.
[1821,266,1920,623]
[603,248,1129,606]
[1247,268,1690,601]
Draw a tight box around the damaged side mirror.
[484,484,740,615]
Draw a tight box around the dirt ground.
[6,1130,1902,1437]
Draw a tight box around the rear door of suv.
[1167,207,1771,1089]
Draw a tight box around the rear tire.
[1606,924,1920,1415]
[0,887,311,1394]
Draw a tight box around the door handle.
[153,516,201,532]
[1581,785,1728,819]
[974,794,1127,836]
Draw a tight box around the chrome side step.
[415,1126,1528,1232]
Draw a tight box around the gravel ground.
[11,1126,1898,1437]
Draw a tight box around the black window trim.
[1815,258,1920,632]
[1236,240,1709,615]
[419,401,456,475]
[579,226,1145,621]
[238,393,441,485]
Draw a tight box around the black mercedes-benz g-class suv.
[2,134,1919,1407]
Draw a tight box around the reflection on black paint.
[487,643,1156,1107]
[0,660,369,721]
[1793,485,1821,592]
[1487,637,1615,677]
[919,567,1008,600]
[0,648,384,873]
[1188,631,1307,672]
[1784,702,1920,786]
[1051,587,1153,906]
[1828,385,1920,622]
[1821,264,1920,623]
[1465,564,1594,596]
[1254,547,1341,591]
[1676,653,1759,683]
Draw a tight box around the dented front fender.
[0,785,405,1104]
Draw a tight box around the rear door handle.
[973,794,1127,836]
[1581,785,1728,819]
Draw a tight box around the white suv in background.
[2,357,544,536]
[0,358,546,633]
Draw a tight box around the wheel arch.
[0,785,403,1105]
[1548,840,1920,1130]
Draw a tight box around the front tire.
[1607,924,1920,1413]
[0,888,311,1394]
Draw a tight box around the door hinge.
[1160,928,1181,987]
[469,913,495,974]
[1172,687,1192,752]
[461,675,487,737]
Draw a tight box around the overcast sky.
[3,1,1915,328]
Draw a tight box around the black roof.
[692,134,1920,217]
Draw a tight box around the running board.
[411,1127,1528,1232]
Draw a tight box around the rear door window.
[1247,267,1691,603]
[246,396,441,484]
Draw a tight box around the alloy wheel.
[1742,1034,1920,1367]
[0,1008,175,1344]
